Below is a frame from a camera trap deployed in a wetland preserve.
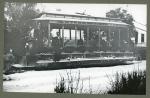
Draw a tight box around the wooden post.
[118,29,120,50]
[127,28,130,52]
[70,29,71,40]
[108,26,111,47]
[87,27,89,49]
[80,29,82,40]
[48,21,51,47]
[75,26,77,47]
[62,26,64,47]
[99,28,101,51]
[59,29,61,34]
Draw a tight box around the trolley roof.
[33,12,129,26]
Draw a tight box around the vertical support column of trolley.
[86,27,89,51]
[62,25,64,48]
[48,21,51,47]
[59,29,61,35]
[75,26,77,47]
[69,29,72,40]
[98,28,101,57]
[80,29,82,40]
[127,27,130,52]
[118,28,121,52]
[108,25,111,52]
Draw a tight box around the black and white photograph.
[3,2,147,94]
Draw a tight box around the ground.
[3,60,146,94]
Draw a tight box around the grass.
[54,70,96,94]
[107,70,146,95]
[54,70,82,94]
[54,69,146,95]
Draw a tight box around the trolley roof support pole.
[48,21,51,47]
[69,29,72,40]
[118,28,121,52]
[80,29,82,40]
[98,28,101,51]
[87,27,89,50]
[62,25,64,48]
[75,26,77,47]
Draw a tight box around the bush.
[107,70,146,95]
[54,77,69,93]
[54,70,146,94]
[54,70,98,94]
[54,70,83,94]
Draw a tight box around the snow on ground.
[3,60,146,93]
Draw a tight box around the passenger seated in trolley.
[51,31,63,52]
